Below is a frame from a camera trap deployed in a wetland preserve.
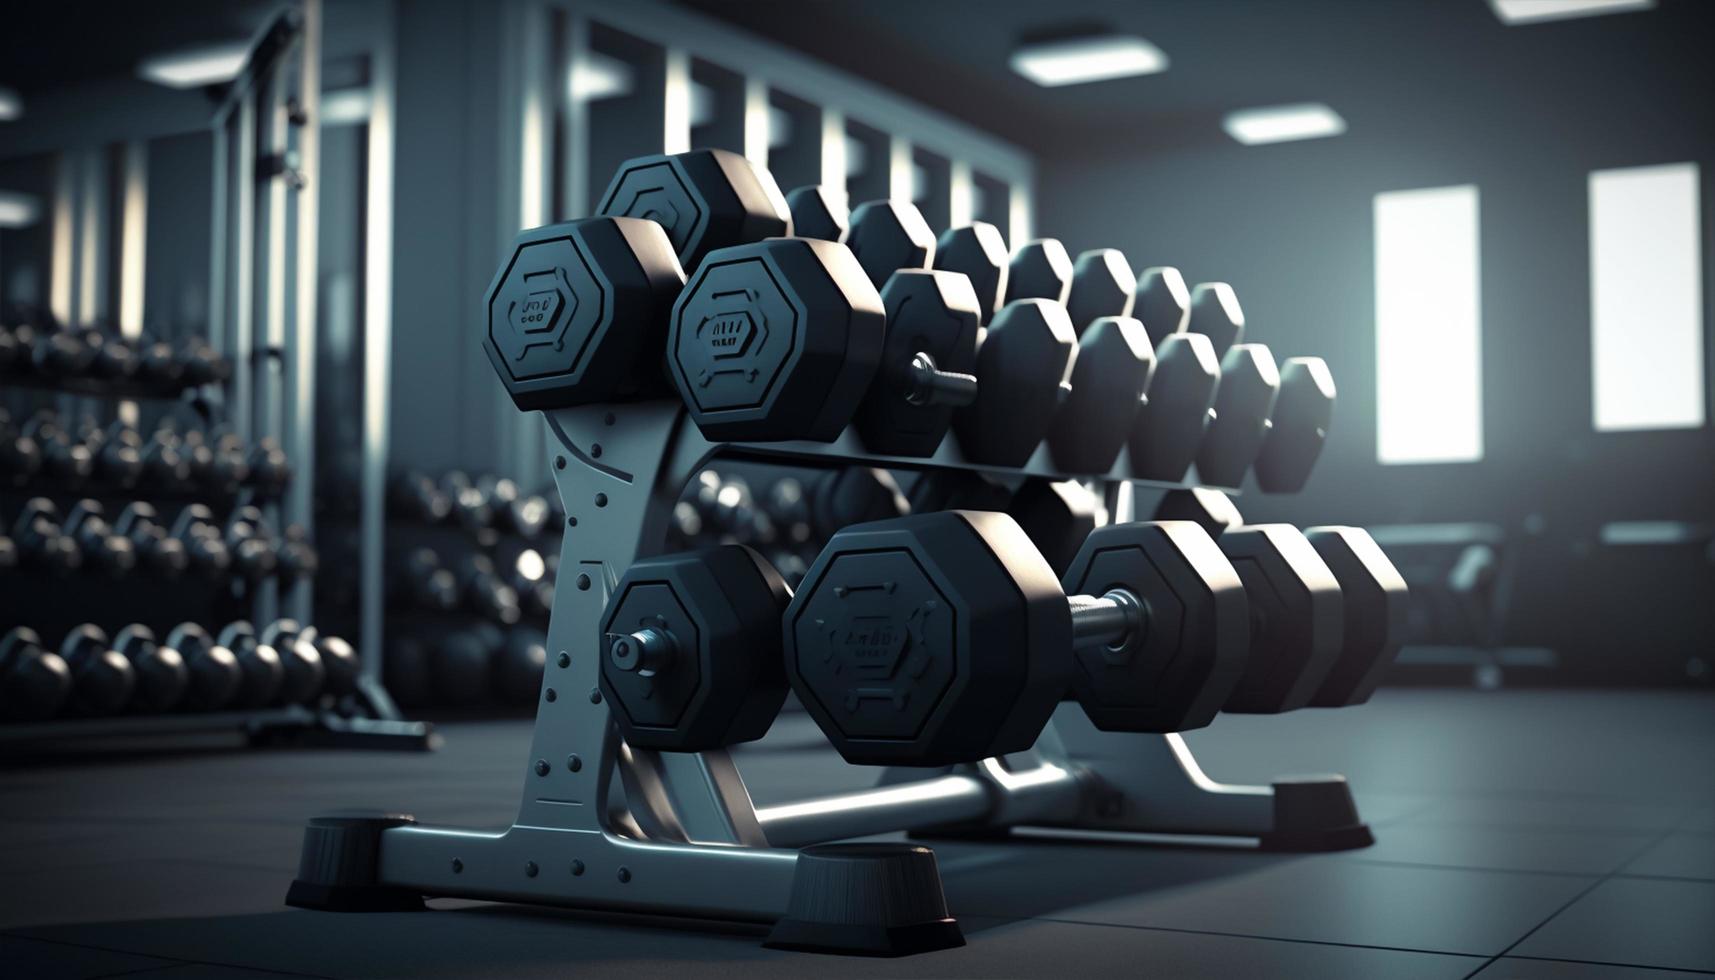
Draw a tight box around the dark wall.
[1035,2,1715,676]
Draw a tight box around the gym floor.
[2,689,1712,979]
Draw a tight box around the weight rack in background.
[1,2,428,752]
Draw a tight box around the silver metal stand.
[292,401,1370,950]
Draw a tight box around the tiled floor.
[1,689,1711,979]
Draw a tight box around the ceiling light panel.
[1223,103,1347,145]
[1010,35,1168,88]
[137,42,251,89]
[1489,0,1654,25]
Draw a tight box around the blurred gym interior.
[1,1,1711,977]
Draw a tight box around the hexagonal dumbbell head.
[597,148,789,273]
[1128,332,1221,482]
[853,269,982,457]
[483,217,684,412]
[1182,282,1245,358]
[599,545,792,751]
[1133,266,1190,344]
[1217,525,1343,714]
[1254,357,1335,494]
[1004,238,1073,306]
[1152,487,1243,539]
[785,511,1068,766]
[1304,527,1407,707]
[906,470,1014,514]
[1008,478,1100,576]
[1047,315,1154,475]
[845,200,937,288]
[786,185,849,242]
[1065,249,1136,334]
[933,222,1009,323]
[668,237,885,442]
[1196,343,1281,488]
[953,299,1076,467]
[807,467,910,540]
[1062,521,1248,733]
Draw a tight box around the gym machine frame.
[295,401,1372,937]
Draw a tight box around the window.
[1375,185,1483,464]
[1590,163,1704,432]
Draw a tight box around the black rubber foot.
[762,843,965,957]
[285,812,425,912]
[1258,775,1374,852]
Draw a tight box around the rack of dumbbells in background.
[289,150,1408,956]
[0,311,404,749]
[383,469,560,715]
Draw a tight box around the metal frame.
[339,402,1371,940]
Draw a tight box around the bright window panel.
[1375,185,1483,464]
[1590,163,1705,432]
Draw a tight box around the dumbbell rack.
[290,400,1373,953]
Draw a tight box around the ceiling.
[674,0,1712,154]
[0,1,281,95]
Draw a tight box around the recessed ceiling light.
[1010,35,1168,88]
[319,87,372,126]
[138,41,251,89]
[0,191,41,228]
[1223,103,1347,145]
[0,87,21,121]
[1489,0,1654,25]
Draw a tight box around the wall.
[1035,3,1715,679]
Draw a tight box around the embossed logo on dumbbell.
[505,268,577,359]
[694,289,762,386]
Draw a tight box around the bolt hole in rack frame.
[0,4,429,753]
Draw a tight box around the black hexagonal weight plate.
[1305,527,1408,707]
[1047,315,1154,475]
[786,185,849,242]
[846,200,937,288]
[668,237,885,442]
[1196,343,1281,488]
[1128,332,1220,483]
[1065,249,1135,334]
[1255,357,1336,494]
[933,222,1009,323]
[1004,239,1072,305]
[1008,479,1099,576]
[482,216,684,411]
[785,511,1069,766]
[1183,282,1245,358]
[597,148,788,274]
[1152,488,1243,540]
[598,545,791,750]
[1132,266,1190,346]
[1061,521,1247,733]
[953,299,1076,467]
[854,270,982,457]
[1217,525,1344,714]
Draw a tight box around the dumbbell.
[1007,478,1101,576]
[1154,488,1408,707]
[276,524,320,585]
[223,620,323,706]
[785,184,848,243]
[20,415,94,484]
[440,470,494,531]
[392,547,461,611]
[391,470,453,524]
[223,505,280,583]
[493,626,547,706]
[63,499,139,576]
[168,504,234,579]
[74,327,140,380]
[1127,270,1223,483]
[173,429,250,495]
[0,410,44,483]
[30,329,95,377]
[478,474,552,539]
[851,264,982,458]
[211,621,285,708]
[803,467,910,540]
[111,625,189,713]
[113,502,190,578]
[261,620,359,698]
[453,552,523,625]
[176,337,231,386]
[783,511,1249,765]
[0,323,25,374]
[0,627,74,721]
[134,332,186,389]
[598,544,791,750]
[246,438,292,496]
[161,623,244,711]
[85,422,146,488]
[140,429,194,490]
[933,222,1010,324]
[9,498,82,573]
[57,625,138,715]
[508,548,555,619]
